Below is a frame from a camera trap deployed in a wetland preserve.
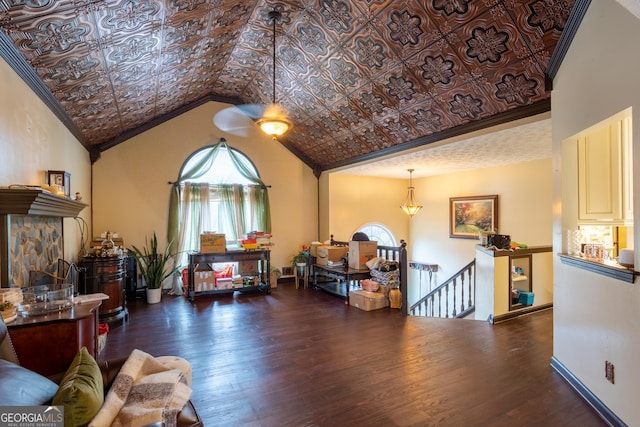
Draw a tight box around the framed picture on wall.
[449,195,498,239]
[47,170,71,197]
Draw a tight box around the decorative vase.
[146,287,162,304]
[389,287,402,309]
[567,229,584,256]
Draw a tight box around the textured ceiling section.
[0,0,575,171]
[337,116,551,178]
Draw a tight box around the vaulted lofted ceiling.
[0,0,580,173]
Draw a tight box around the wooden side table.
[7,300,101,376]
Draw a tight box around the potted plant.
[128,232,178,304]
[291,250,309,277]
[291,250,309,266]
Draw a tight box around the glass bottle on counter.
[101,231,115,256]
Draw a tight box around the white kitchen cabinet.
[577,109,632,225]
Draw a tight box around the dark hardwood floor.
[100,281,606,427]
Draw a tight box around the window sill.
[558,254,639,283]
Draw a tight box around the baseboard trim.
[490,303,553,324]
[550,356,627,427]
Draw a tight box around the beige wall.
[92,101,318,271]
[322,174,409,244]
[552,1,640,423]
[0,57,91,266]
[323,158,553,305]
[414,158,553,304]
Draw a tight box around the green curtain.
[174,182,210,268]
[249,185,271,234]
[167,185,180,253]
[167,138,271,254]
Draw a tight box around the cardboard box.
[316,245,348,266]
[216,277,234,290]
[194,270,215,292]
[238,260,257,276]
[310,242,324,257]
[200,233,225,253]
[349,290,388,311]
[348,241,377,270]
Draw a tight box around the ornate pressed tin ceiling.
[0,0,577,172]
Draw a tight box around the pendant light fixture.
[257,10,291,139]
[400,169,422,217]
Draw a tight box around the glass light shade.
[257,103,291,137]
[257,118,290,136]
[401,186,422,217]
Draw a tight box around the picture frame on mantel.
[449,195,498,239]
[47,170,71,198]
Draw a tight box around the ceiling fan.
[213,10,291,139]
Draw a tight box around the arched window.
[355,223,397,247]
[184,146,258,185]
[168,139,271,268]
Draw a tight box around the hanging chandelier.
[400,169,422,217]
[257,10,291,138]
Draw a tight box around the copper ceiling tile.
[0,0,577,170]
[343,20,399,82]
[374,1,442,62]
[423,0,498,35]
[305,0,371,44]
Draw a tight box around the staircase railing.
[409,259,476,318]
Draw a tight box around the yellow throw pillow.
[52,347,104,427]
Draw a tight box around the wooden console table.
[7,300,101,376]
[188,249,271,301]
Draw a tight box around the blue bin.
[518,291,534,305]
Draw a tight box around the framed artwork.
[47,170,71,197]
[449,195,498,239]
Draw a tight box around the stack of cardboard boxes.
[309,239,389,311]
[310,240,378,269]
[345,240,392,312]
[192,261,264,293]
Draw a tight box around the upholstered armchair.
[0,316,202,426]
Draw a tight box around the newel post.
[399,240,408,315]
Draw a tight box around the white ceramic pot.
[296,262,307,276]
[146,287,162,304]
[618,249,634,268]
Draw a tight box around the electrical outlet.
[605,361,615,384]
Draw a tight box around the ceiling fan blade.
[213,105,263,136]
[235,104,265,120]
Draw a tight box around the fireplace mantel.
[0,188,87,287]
[0,188,86,217]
